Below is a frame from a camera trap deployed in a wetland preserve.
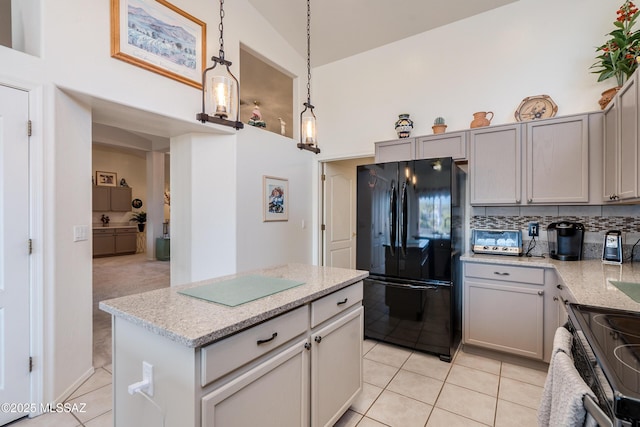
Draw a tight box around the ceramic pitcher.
[470,111,493,128]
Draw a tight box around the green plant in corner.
[591,0,640,86]
[129,211,146,224]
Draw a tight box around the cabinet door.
[618,77,639,200]
[93,232,114,257]
[603,99,619,201]
[310,306,363,427]
[114,230,137,254]
[464,280,544,359]
[110,187,132,211]
[416,131,467,160]
[374,138,415,163]
[526,115,589,204]
[202,338,309,427]
[92,186,110,211]
[469,125,522,205]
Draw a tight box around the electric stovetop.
[570,304,640,422]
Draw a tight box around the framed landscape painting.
[110,0,206,89]
[263,176,289,222]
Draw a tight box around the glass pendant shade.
[301,110,316,145]
[206,74,235,119]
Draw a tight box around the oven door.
[363,277,453,360]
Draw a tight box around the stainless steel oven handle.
[583,395,612,427]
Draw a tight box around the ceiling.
[248,0,519,66]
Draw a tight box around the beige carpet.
[93,253,170,368]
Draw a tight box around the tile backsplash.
[470,204,640,261]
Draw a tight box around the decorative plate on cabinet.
[131,198,143,209]
[514,95,558,121]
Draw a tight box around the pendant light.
[298,0,320,154]
[196,0,243,130]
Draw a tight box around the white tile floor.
[10,340,546,427]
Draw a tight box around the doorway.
[321,157,374,268]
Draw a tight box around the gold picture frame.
[96,171,118,187]
[110,0,206,89]
[263,176,289,222]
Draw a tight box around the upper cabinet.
[416,131,467,161]
[374,138,415,163]
[469,113,600,206]
[603,72,639,202]
[525,115,589,204]
[470,124,522,205]
[92,186,132,212]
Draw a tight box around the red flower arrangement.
[592,0,640,86]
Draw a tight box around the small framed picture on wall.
[263,176,288,222]
[96,171,118,187]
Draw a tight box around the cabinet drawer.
[311,281,363,328]
[201,305,308,387]
[93,228,113,235]
[465,263,544,285]
[114,228,137,234]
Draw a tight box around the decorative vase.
[599,87,621,110]
[138,223,146,232]
[395,114,414,138]
[470,111,493,128]
[432,124,447,134]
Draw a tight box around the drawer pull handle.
[257,332,277,345]
[557,284,563,290]
[337,298,348,306]
[553,296,558,301]
[315,336,322,344]
[538,291,544,296]
[494,272,510,276]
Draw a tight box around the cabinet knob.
[538,291,544,296]
[553,296,558,301]
[556,284,563,290]
[515,199,521,204]
[304,342,311,350]
[314,336,322,344]
[527,198,533,204]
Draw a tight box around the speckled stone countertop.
[461,253,640,312]
[99,263,368,348]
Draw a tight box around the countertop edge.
[100,267,368,348]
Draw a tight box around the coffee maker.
[547,221,584,261]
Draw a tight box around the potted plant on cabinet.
[130,211,147,232]
[432,117,447,134]
[591,0,640,109]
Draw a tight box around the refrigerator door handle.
[389,184,397,256]
[400,181,408,257]
[367,278,439,291]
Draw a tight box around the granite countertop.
[99,263,368,348]
[461,253,640,312]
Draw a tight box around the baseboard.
[54,366,95,404]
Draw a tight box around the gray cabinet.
[416,131,467,161]
[469,124,522,205]
[463,261,545,360]
[93,227,137,257]
[92,186,132,212]
[374,138,415,163]
[526,115,589,204]
[603,72,639,202]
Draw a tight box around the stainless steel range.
[568,303,640,426]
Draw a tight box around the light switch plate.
[73,225,89,242]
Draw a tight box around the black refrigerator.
[356,157,464,362]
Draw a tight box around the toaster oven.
[471,229,523,256]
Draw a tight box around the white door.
[323,158,375,269]
[0,85,31,425]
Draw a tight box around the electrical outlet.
[528,222,539,237]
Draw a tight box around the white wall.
[236,126,314,272]
[314,0,613,158]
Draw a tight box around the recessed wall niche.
[240,46,293,138]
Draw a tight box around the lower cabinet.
[202,338,310,427]
[463,261,545,360]
[113,282,364,427]
[93,227,137,257]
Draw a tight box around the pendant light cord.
[218,0,225,60]
[306,0,311,104]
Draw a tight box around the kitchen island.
[99,264,368,427]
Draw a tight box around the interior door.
[323,158,372,268]
[0,84,31,425]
